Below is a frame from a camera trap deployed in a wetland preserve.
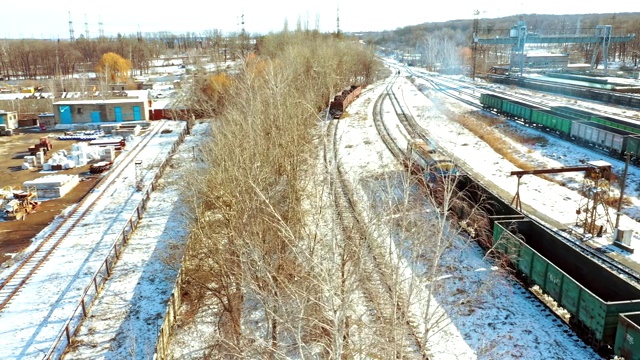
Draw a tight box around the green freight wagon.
[550,105,595,121]
[492,219,640,350]
[590,114,640,135]
[625,136,640,164]
[480,93,505,114]
[615,312,640,360]
[530,109,578,137]
[500,98,547,122]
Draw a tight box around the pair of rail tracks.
[393,67,640,294]
[0,121,169,312]
[323,78,426,357]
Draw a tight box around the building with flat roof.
[52,98,149,125]
[0,110,18,129]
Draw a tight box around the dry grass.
[445,110,635,210]
[452,112,555,181]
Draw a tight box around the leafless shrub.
[175,31,384,358]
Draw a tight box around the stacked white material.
[46,152,73,170]
[23,174,80,198]
[35,151,45,166]
[100,147,115,162]
[68,151,88,167]
[44,144,101,171]
[113,125,141,137]
[23,156,36,169]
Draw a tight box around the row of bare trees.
[0,31,255,81]
[175,31,387,358]
[172,28,506,358]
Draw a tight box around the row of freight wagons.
[448,170,640,359]
[492,217,640,359]
[480,93,640,163]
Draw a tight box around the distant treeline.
[0,30,253,80]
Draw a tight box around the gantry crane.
[474,20,636,76]
[510,160,613,236]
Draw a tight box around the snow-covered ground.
[5,60,640,359]
[0,120,191,359]
[62,123,207,359]
[164,68,634,358]
[332,76,602,359]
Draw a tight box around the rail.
[44,122,188,359]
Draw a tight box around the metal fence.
[44,122,188,359]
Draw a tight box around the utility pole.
[98,16,104,38]
[472,10,479,80]
[615,153,631,229]
[68,11,75,41]
[84,14,89,39]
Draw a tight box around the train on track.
[480,93,640,165]
[404,139,458,183]
[436,167,640,359]
[329,85,362,119]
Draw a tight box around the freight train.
[329,85,362,119]
[441,167,640,359]
[480,93,640,165]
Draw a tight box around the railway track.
[0,121,169,312]
[324,79,426,357]
[398,69,640,288]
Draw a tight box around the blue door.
[60,105,72,124]
[91,111,101,123]
[114,107,123,122]
[133,106,141,120]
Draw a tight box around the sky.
[2,1,640,39]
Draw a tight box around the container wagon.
[616,312,640,359]
[570,121,634,156]
[492,218,640,353]
[480,93,506,114]
[590,113,640,136]
[550,105,596,121]
[500,98,547,122]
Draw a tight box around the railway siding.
[0,120,188,359]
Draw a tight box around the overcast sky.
[2,1,639,39]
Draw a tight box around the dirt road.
[0,129,102,264]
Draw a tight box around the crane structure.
[474,20,636,75]
[510,160,613,236]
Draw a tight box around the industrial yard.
[0,130,102,263]
[1,11,640,358]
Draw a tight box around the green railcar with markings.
[550,105,595,121]
[530,109,577,137]
[492,218,640,352]
[615,312,640,360]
